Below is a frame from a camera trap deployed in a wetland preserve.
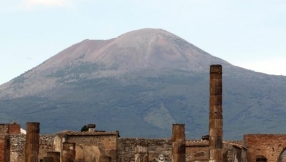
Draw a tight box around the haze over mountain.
[1,28,286,139]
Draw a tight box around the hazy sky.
[1,0,286,85]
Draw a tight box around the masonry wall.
[223,142,246,162]
[38,135,55,161]
[65,134,118,162]
[244,134,286,162]
[185,141,209,162]
[118,138,172,162]
[9,135,54,162]
[10,135,25,162]
[0,124,21,136]
[118,139,226,162]
[0,125,8,135]
[2,133,247,162]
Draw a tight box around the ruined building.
[0,65,285,162]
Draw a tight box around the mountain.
[1,28,286,139]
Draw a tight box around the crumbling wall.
[185,140,209,162]
[223,141,246,162]
[65,133,118,162]
[244,134,286,162]
[0,124,21,135]
[118,138,172,162]
[10,135,25,162]
[0,125,8,135]
[9,134,55,162]
[38,135,55,161]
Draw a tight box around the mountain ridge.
[0,28,231,99]
[0,28,286,139]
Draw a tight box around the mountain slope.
[1,28,286,139]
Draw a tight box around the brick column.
[209,65,223,162]
[172,124,185,162]
[62,142,75,162]
[8,123,21,134]
[25,122,40,162]
[0,135,10,162]
[0,136,5,162]
[47,152,60,162]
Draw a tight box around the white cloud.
[22,0,67,9]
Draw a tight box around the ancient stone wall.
[244,134,286,162]
[118,138,172,162]
[65,132,118,162]
[10,135,25,162]
[118,138,244,162]
[223,142,246,162]
[1,129,248,162]
[185,140,209,162]
[0,124,20,136]
[39,135,55,161]
[9,134,54,162]
[0,125,8,135]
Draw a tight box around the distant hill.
[1,28,286,139]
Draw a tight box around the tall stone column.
[0,135,10,162]
[172,124,185,162]
[209,65,223,162]
[25,122,40,162]
[47,152,60,162]
[62,142,75,162]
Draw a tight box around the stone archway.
[277,148,286,162]
[244,134,286,162]
[256,155,267,162]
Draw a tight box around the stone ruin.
[0,65,285,162]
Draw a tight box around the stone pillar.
[62,142,75,162]
[0,135,10,162]
[42,157,54,162]
[8,123,21,134]
[47,152,60,162]
[209,65,223,162]
[99,155,111,162]
[172,124,185,162]
[25,122,40,162]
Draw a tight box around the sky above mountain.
[1,0,286,85]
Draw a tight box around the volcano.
[1,28,286,139]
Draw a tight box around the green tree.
[81,125,88,132]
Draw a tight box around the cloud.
[22,0,67,9]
